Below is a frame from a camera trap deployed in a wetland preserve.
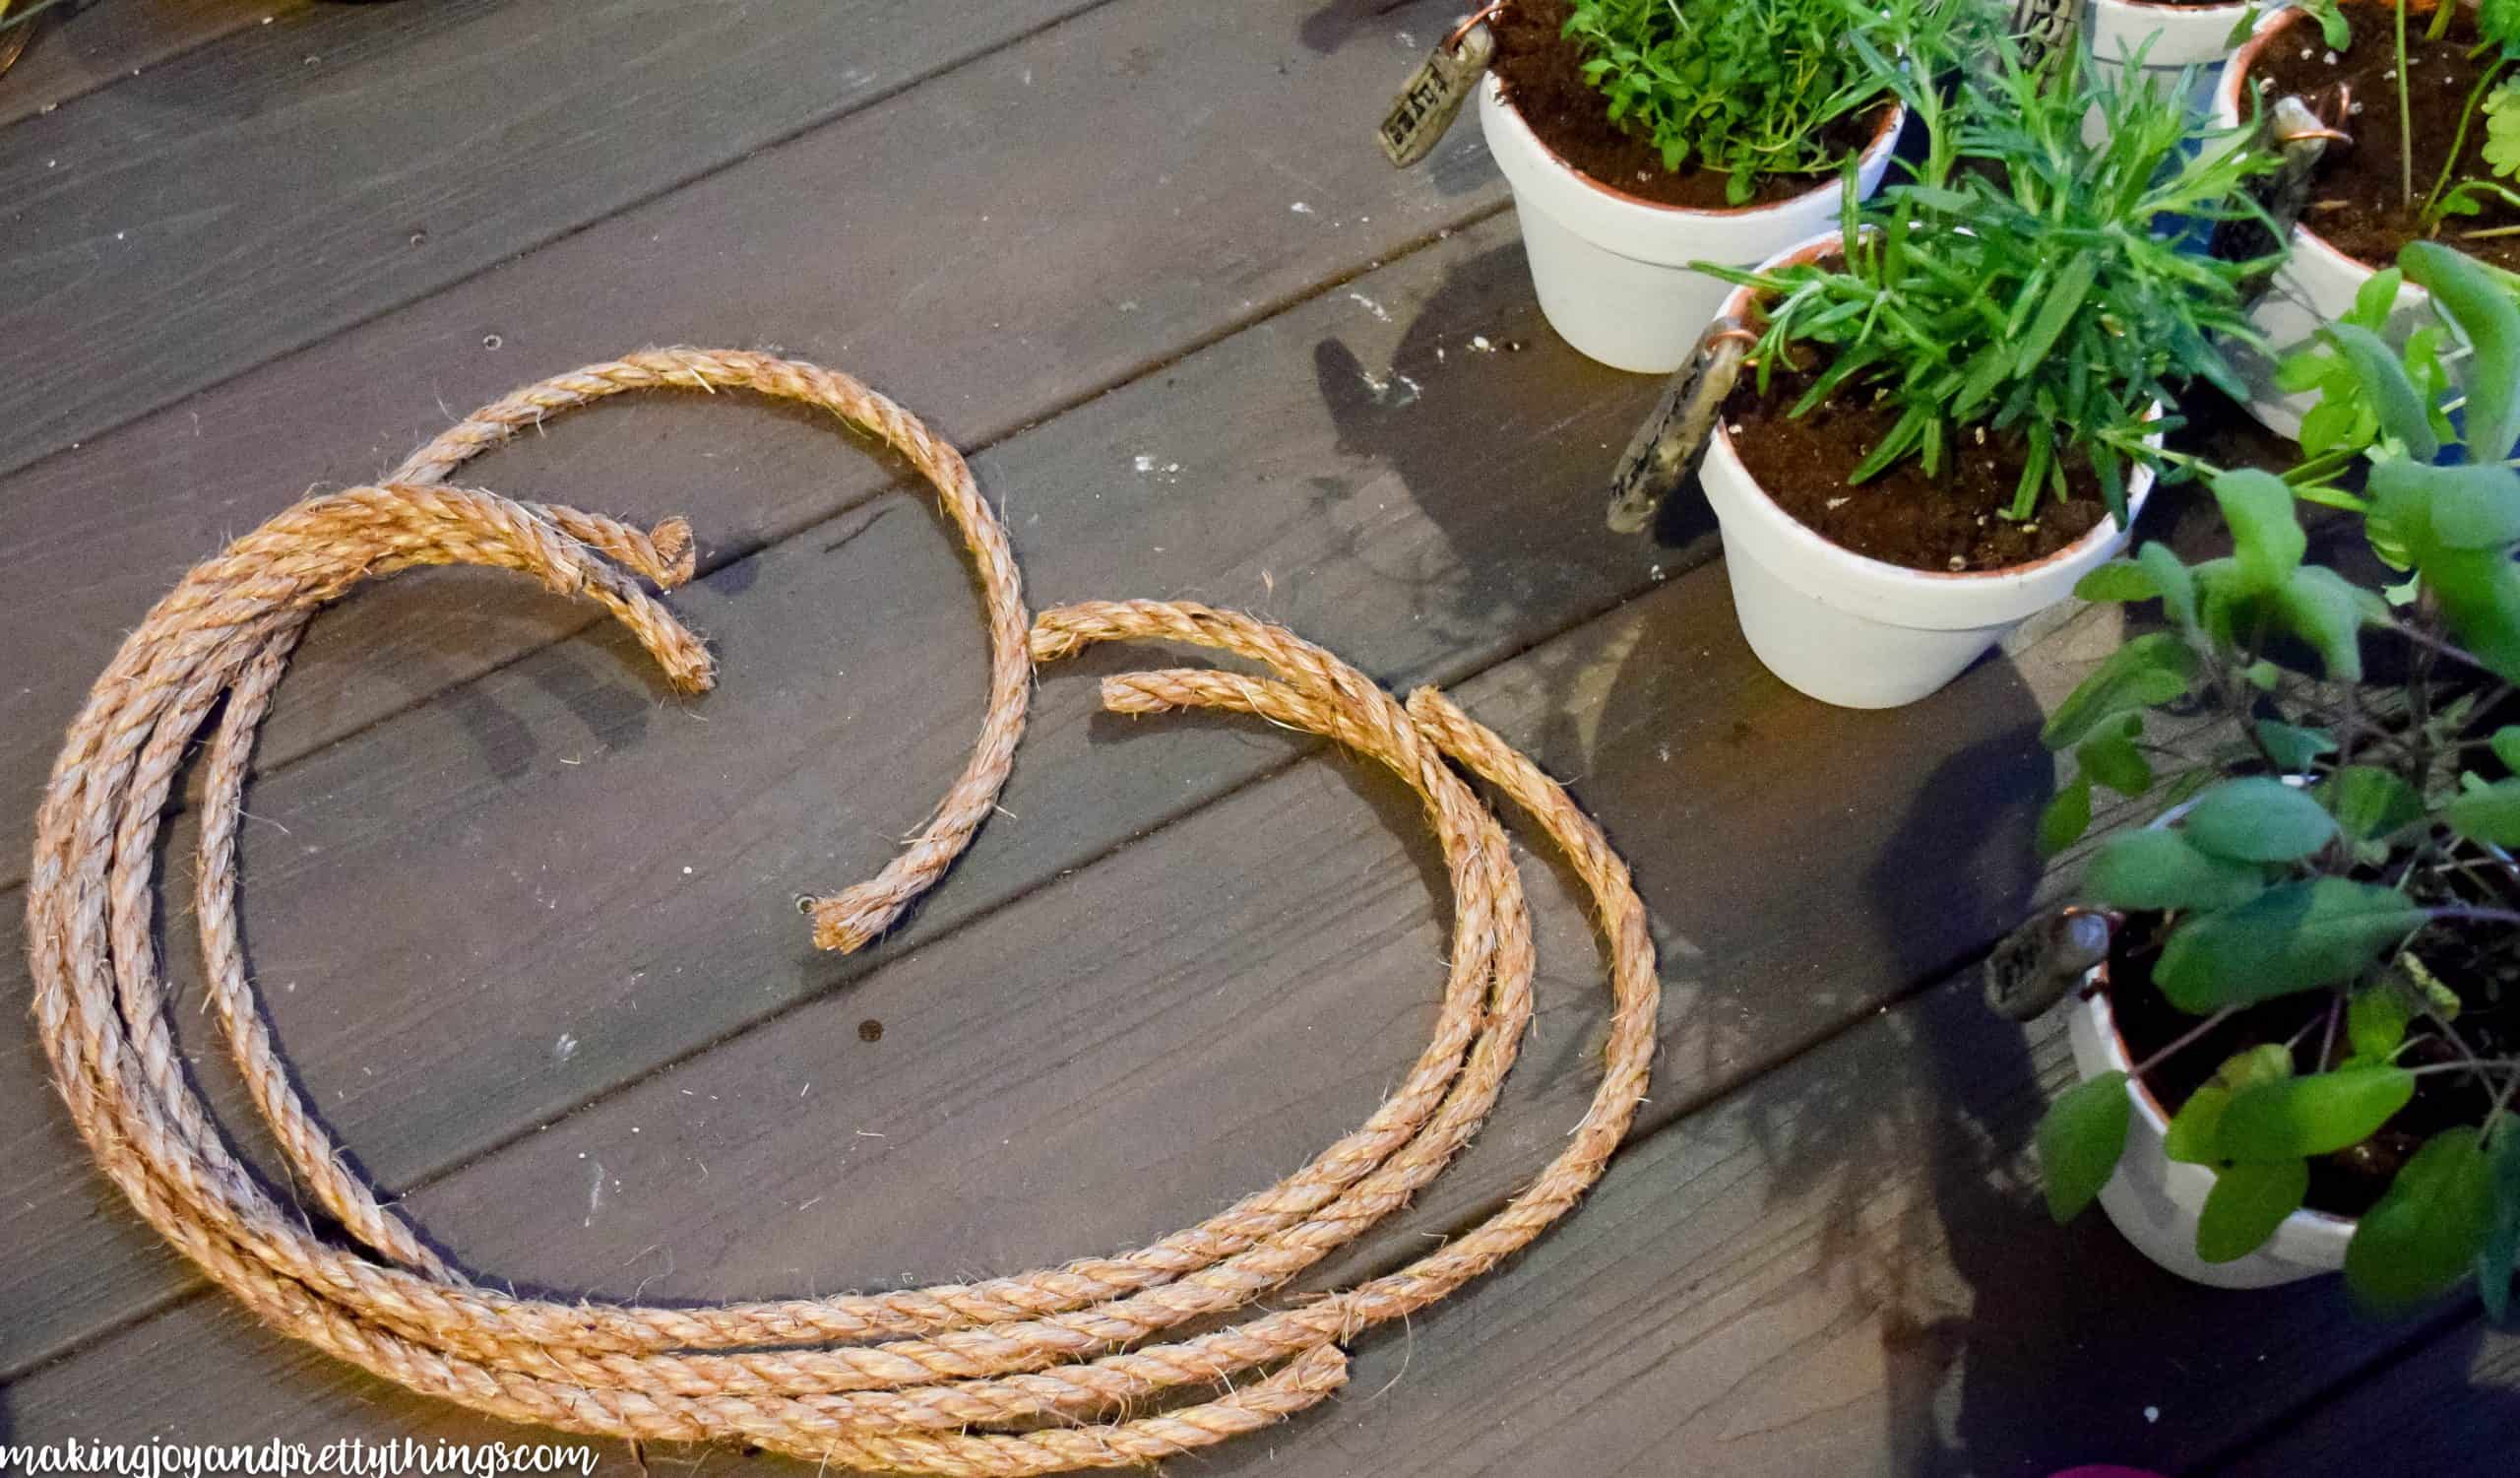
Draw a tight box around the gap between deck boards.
[3,427,2483,1468]
[0,0,1541,1376]
[0,201,1673,1380]
[11,422,2421,1477]
[0,0,310,128]
[0,0,1511,886]
[0,0,1138,481]
[8,1,2490,1461]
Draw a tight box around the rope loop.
[26,357,1656,1474]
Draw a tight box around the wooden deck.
[1,3,2512,1472]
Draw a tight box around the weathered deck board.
[2219,1320,2520,1476]
[0,0,303,128]
[0,0,1501,892]
[0,0,1506,891]
[1183,980,2450,1478]
[0,209,1666,1377]
[0,0,1109,478]
[9,561,2424,1474]
[0,540,2079,1457]
[3,0,2485,1463]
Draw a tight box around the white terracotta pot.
[1702,233,2154,709]
[2213,7,2430,438]
[2066,979,2356,1287]
[2084,0,2253,136]
[1479,78,1904,374]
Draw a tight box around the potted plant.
[2034,240,2520,1309]
[2217,0,2520,436]
[2082,0,2273,128]
[1691,44,2276,708]
[1478,0,1939,372]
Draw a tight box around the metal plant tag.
[1606,326,1751,535]
[0,4,32,86]
[2213,94,2347,300]
[1984,908,2118,1022]
[1380,20,1496,167]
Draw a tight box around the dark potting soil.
[1489,0,1881,210]
[2256,1,2520,273]
[2108,909,2520,1219]
[1719,364,2113,573]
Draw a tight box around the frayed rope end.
[648,517,698,589]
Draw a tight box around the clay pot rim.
[2218,3,2393,276]
[2080,964,2362,1231]
[1486,77,1905,219]
[2102,0,2252,14]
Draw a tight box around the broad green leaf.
[2039,775,2094,858]
[2192,556,2250,647]
[2088,830,2267,913]
[2164,1082,2234,1165]
[2445,780,2520,846]
[2418,464,2520,549]
[2156,879,2432,1011]
[2078,729,2154,799]
[2482,1128,2520,1321]
[2353,266,2408,328]
[2219,1065,2418,1159]
[2041,634,2199,749]
[2347,985,2413,1062]
[2493,726,2520,773]
[2348,1127,2496,1312]
[2182,778,2339,863]
[2221,1042,2300,1092]
[2321,323,2440,463]
[2485,0,2520,50]
[2276,565,2371,681]
[2039,1070,2132,1222]
[2405,240,2520,463]
[2256,721,2338,773]
[2425,547,2520,683]
[2075,560,2158,603]
[2211,469,2309,590]
[2165,1045,2296,1164]
[2245,660,2282,691]
[2322,765,2426,842]
[2198,1158,2311,1262]
[2373,458,2520,683]
[2138,542,2200,628]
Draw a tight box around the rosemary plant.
[1558,0,1962,204]
[1700,42,2278,522]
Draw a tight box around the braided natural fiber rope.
[390,347,1032,954]
[27,367,1658,1473]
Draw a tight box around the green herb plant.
[2358,0,2520,233]
[2035,240,2520,1314]
[1698,42,2278,522]
[2232,0,2516,233]
[1557,0,1951,205]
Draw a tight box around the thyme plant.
[1558,0,1959,204]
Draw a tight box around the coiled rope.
[388,347,1032,955]
[27,354,1658,1476]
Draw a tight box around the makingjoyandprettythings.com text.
[0,1440,598,1478]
